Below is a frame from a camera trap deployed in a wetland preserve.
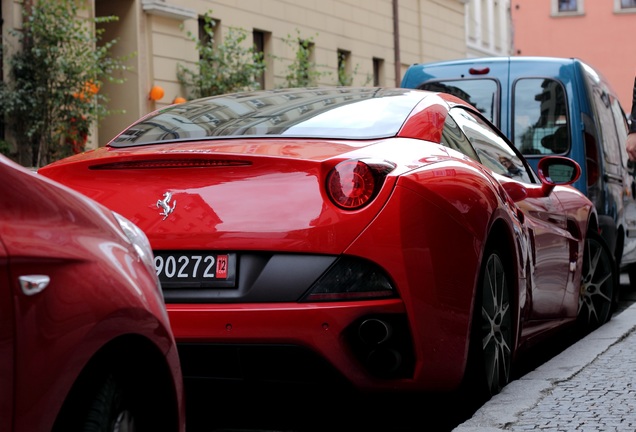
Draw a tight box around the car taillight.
[300,256,396,302]
[326,159,395,210]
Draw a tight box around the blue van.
[401,56,636,285]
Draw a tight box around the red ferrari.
[1,155,184,431]
[39,87,617,399]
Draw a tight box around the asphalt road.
[186,274,636,432]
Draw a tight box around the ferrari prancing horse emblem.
[157,192,176,220]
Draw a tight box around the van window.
[451,107,533,183]
[513,78,569,156]
[587,83,623,169]
[610,96,629,167]
[417,79,498,124]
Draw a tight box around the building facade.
[512,0,636,111]
[464,0,513,58]
[1,0,513,149]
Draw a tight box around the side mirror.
[523,156,581,199]
[537,156,581,185]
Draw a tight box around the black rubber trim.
[163,253,337,303]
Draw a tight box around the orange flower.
[73,81,100,101]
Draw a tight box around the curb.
[452,299,636,431]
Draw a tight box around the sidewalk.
[453,277,636,432]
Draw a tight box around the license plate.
[154,251,236,289]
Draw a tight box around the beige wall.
[2,0,472,147]
[115,0,471,146]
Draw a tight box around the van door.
[584,70,636,267]
[610,99,636,266]
[402,58,510,129]
[510,77,577,185]
[451,107,571,320]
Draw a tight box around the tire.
[52,341,178,432]
[627,263,636,290]
[578,230,617,333]
[466,248,513,399]
[82,373,137,432]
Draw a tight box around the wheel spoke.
[587,241,602,276]
[480,251,512,395]
[578,233,616,332]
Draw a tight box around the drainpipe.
[393,0,401,87]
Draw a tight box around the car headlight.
[113,212,161,290]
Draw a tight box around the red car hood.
[39,138,449,253]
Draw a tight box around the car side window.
[417,78,499,125]
[450,107,534,183]
[441,114,480,162]
[513,78,570,156]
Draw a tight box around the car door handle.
[19,275,50,296]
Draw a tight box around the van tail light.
[326,159,396,210]
[469,67,490,75]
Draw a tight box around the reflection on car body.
[39,87,617,407]
[401,56,636,288]
[0,155,185,431]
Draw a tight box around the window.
[297,38,315,85]
[512,78,570,156]
[552,0,584,15]
[450,107,533,183]
[373,58,384,86]
[558,0,578,11]
[417,79,499,126]
[586,78,622,169]
[441,115,480,162]
[198,15,219,59]
[337,50,352,86]
[615,0,636,12]
[253,30,270,90]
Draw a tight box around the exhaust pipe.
[358,318,392,345]
[367,348,402,375]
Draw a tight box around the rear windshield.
[418,77,571,157]
[417,79,498,124]
[110,88,421,147]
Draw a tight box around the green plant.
[337,52,371,87]
[0,140,12,158]
[280,30,330,88]
[0,0,131,167]
[337,52,353,86]
[177,12,266,99]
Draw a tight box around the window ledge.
[551,11,586,17]
[142,0,197,21]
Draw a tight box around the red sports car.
[1,155,185,431]
[39,87,616,400]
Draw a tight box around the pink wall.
[511,0,636,111]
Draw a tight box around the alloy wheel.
[578,231,615,332]
[480,251,512,396]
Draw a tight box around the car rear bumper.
[167,300,439,392]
